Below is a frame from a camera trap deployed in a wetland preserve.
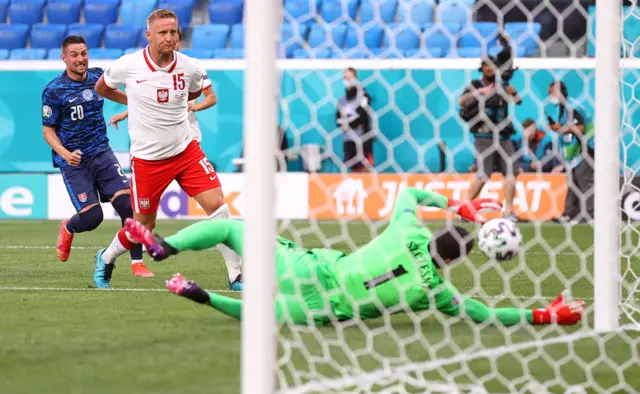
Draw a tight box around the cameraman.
[548,80,595,224]
[458,56,522,221]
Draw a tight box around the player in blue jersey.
[42,35,154,282]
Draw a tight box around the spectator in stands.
[336,67,374,173]
[458,57,522,221]
[514,118,562,173]
[547,81,595,224]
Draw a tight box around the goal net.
[248,1,640,393]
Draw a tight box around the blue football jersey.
[41,68,110,168]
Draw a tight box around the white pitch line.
[1,287,636,302]
[0,286,237,293]
[0,244,592,257]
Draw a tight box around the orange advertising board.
[308,173,568,221]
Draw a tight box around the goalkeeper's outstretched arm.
[390,187,501,224]
[390,188,450,222]
[438,289,584,326]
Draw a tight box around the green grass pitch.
[0,220,638,394]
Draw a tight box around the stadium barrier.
[0,171,585,221]
[3,171,640,221]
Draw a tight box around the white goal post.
[241,1,278,394]
[593,0,621,332]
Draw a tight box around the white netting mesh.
[274,1,640,393]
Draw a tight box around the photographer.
[458,38,522,221]
[336,67,374,173]
[547,81,595,224]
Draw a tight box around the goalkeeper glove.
[447,198,503,224]
[532,290,584,325]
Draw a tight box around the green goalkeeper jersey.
[313,188,459,321]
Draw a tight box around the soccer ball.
[478,218,523,261]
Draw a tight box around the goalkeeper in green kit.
[124,188,584,326]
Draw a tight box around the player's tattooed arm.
[42,126,82,166]
[189,86,217,112]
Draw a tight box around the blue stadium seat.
[208,0,243,24]
[181,48,214,58]
[280,23,309,57]
[505,22,541,55]
[84,0,119,25]
[46,0,81,24]
[284,0,319,25]
[0,24,29,49]
[438,1,472,25]
[104,25,141,49]
[424,33,452,52]
[336,48,368,58]
[229,23,243,48]
[67,23,104,48]
[30,24,67,50]
[345,23,383,49]
[10,48,46,59]
[447,47,482,58]
[423,23,459,53]
[159,0,192,29]
[124,47,140,54]
[319,0,357,23]
[458,22,499,48]
[90,48,123,59]
[307,23,347,49]
[397,0,434,25]
[383,23,421,50]
[424,22,461,35]
[191,24,229,50]
[0,48,8,59]
[0,0,8,23]
[405,48,442,58]
[120,0,158,27]
[9,0,45,25]
[359,0,396,24]
[292,48,331,58]
[370,47,403,58]
[213,48,243,58]
[47,48,62,58]
[140,29,149,47]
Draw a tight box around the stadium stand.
[0,0,8,23]
[9,0,45,25]
[0,0,606,60]
[30,24,67,50]
[84,0,119,25]
[10,47,46,59]
[67,23,104,48]
[192,24,229,50]
[46,0,82,25]
[208,0,243,25]
[0,48,7,59]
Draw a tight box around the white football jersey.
[103,48,211,160]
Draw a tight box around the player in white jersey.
[108,27,207,142]
[94,10,242,290]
